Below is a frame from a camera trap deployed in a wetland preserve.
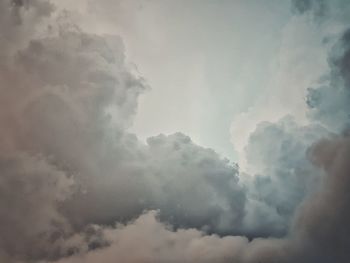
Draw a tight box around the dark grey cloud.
[0,154,75,262]
[291,0,328,18]
[0,1,248,262]
[307,28,350,132]
[61,132,246,236]
[289,135,350,262]
[51,135,350,263]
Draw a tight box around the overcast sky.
[2,1,350,262]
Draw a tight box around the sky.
[1,0,350,263]
[89,0,292,160]
[117,0,291,160]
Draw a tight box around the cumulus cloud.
[1,0,350,263]
[307,28,350,132]
[0,1,247,261]
[48,135,350,263]
[241,116,329,237]
[0,153,75,262]
[61,132,246,235]
[230,9,329,169]
[53,210,249,263]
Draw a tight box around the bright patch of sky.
[56,0,326,163]
[108,0,292,161]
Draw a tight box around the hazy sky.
[77,0,329,163]
[99,0,292,160]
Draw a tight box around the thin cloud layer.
[0,0,349,263]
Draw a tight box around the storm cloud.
[0,0,350,263]
[307,28,350,132]
[0,0,246,261]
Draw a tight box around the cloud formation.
[307,28,350,132]
[0,0,350,263]
[0,1,246,261]
[241,116,329,237]
[291,0,327,17]
[50,135,350,263]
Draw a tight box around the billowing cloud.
[0,1,246,261]
[50,135,350,263]
[307,28,350,132]
[53,210,249,263]
[0,0,350,263]
[0,154,74,262]
[241,116,329,237]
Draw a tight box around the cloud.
[230,10,329,168]
[307,28,350,132]
[291,0,328,18]
[49,134,350,263]
[0,0,350,263]
[0,153,75,262]
[144,133,245,234]
[53,210,249,263]
[0,1,247,261]
[241,116,329,237]
[61,132,246,236]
